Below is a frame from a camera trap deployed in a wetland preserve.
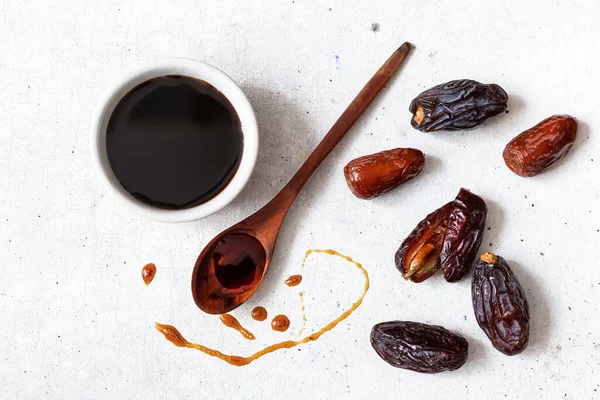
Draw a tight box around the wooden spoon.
[192,43,412,314]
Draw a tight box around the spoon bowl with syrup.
[192,43,412,314]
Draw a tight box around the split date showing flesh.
[343,148,425,199]
[503,115,578,177]
[395,188,487,283]
[472,252,530,355]
[371,321,469,373]
[409,79,508,132]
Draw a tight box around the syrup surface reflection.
[192,232,267,314]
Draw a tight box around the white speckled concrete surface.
[1,1,599,398]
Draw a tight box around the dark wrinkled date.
[440,188,487,282]
[503,115,578,177]
[371,321,469,373]
[395,188,487,283]
[409,79,508,132]
[472,252,530,355]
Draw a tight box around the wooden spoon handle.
[275,43,412,204]
[240,43,412,238]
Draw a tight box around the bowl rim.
[89,57,259,223]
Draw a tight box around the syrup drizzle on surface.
[220,314,255,340]
[284,275,302,287]
[142,263,156,286]
[297,291,307,337]
[155,249,369,366]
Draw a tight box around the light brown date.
[503,115,577,177]
[343,148,425,199]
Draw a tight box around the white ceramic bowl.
[90,58,258,223]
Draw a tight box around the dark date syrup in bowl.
[106,75,244,209]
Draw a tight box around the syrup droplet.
[271,315,290,332]
[297,291,307,336]
[155,249,369,366]
[251,306,268,322]
[142,263,156,286]
[284,274,303,287]
[220,314,255,340]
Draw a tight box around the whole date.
[371,321,469,373]
[343,148,425,199]
[503,115,577,177]
[409,79,508,132]
[472,252,530,355]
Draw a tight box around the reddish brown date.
[409,79,508,132]
[371,321,469,373]
[343,148,424,199]
[472,252,530,355]
[395,188,486,283]
[503,115,577,177]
